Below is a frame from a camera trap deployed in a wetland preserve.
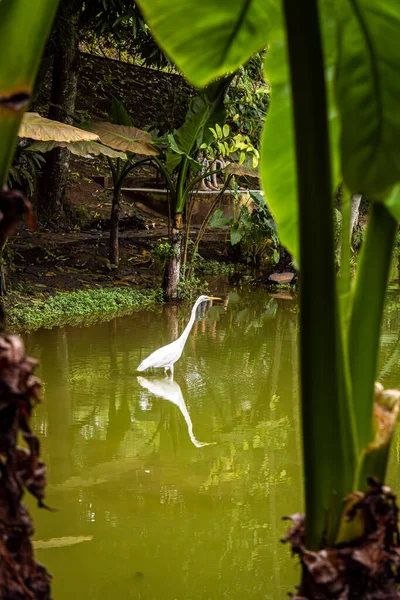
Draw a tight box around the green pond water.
[25,280,400,599]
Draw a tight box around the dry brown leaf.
[90,122,158,156]
[19,112,98,143]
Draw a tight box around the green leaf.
[167,134,185,155]
[336,0,400,196]
[230,223,244,245]
[166,83,228,174]
[261,22,339,263]
[209,208,233,228]
[348,202,397,454]
[249,191,266,207]
[238,205,251,227]
[0,0,60,185]
[215,123,223,139]
[384,184,400,221]
[223,124,230,137]
[261,37,298,258]
[111,96,133,127]
[135,0,280,87]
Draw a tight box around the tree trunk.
[0,243,6,297]
[350,193,362,241]
[163,214,183,301]
[109,187,121,266]
[37,2,80,225]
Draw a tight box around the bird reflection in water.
[137,376,216,448]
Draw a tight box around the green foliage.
[260,37,298,259]
[260,30,339,262]
[80,0,169,69]
[7,287,161,331]
[111,96,133,127]
[8,145,45,197]
[165,79,230,188]
[135,0,279,87]
[209,210,232,229]
[239,192,280,266]
[151,237,172,272]
[225,52,270,149]
[142,0,400,556]
[210,191,279,266]
[336,1,400,198]
[196,259,239,276]
[205,123,260,168]
[0,0,59,186]
[177,271,205,301]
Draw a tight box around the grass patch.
[6,287,162,331]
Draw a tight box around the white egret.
[137,295,221,377]
[137,376,216,448]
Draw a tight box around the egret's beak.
[208,296,222,301]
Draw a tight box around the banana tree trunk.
[163,213,183,300]
[110,186,121,266]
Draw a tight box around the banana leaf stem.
[348,202,397,458]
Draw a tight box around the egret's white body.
[137,376,215,447]
[137,295,220,376]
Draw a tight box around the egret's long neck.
[173,393,201,447]
[179,298,203,346]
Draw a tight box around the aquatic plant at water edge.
[6,287,162,331]
[136,0,400,596]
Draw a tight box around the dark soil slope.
[37,52,196,133]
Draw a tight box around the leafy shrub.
[209,190,279,267]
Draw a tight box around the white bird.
[137,294,221,377]
[137,376,216,448]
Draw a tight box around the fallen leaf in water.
[33,536,93,550]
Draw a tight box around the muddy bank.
[3,216,240,331]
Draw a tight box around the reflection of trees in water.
[30,327,74,484]
[29,291,302,599]
[106,319,131,449]
[183,295,301,595]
